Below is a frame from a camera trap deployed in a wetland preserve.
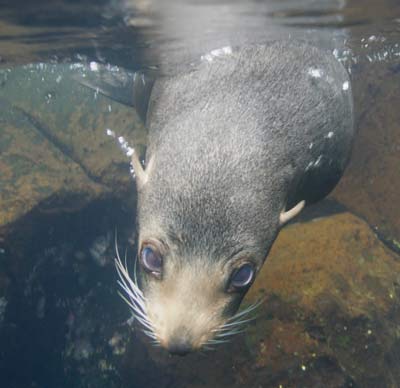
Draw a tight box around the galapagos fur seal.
[116,41,354,355]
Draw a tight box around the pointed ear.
[131,153,153,189]
[279,200,305,226]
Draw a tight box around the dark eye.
[229,263,255,291]
[140,246,163,277]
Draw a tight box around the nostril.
[167,338,192,356]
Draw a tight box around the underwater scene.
[1,0,400,387]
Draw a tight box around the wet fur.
[129,41,354,350]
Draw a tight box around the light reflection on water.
[0,1,400,388]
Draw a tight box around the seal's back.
[142,42,353,252]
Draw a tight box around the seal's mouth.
[114,239,263,354]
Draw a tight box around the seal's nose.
[167,337,192,356]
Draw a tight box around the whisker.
[116,272,146,312]
[143,329,158,340]
[227,306,254,322]
[114,232,158,341]
[207,298,265,350]
[117,290,138,311]
[115,256,145,301]
[116,281,154,332]
[117,294,147,325]
[215,329,246,339]
[116,288,152,330]
[133,253,139,286]
[131,313,154,331]
[213,316,256,332]
[206,338,230,345]
[134,313,154,328]
[226,298,264,322]
[116,272,142,298]
[116,280,147,312]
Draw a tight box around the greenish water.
[0,1,400,387]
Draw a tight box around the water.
[0,0,400,387]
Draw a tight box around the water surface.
[0,1,400,387]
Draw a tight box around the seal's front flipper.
[279,200,305,226]
[75,65,154,124]
[130,72,155,124]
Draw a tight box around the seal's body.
[121,41,354,355]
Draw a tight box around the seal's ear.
[131,154,154,190]
[279,200,305,226]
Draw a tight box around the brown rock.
[0,103,103,240]
[245,212,400,388]
[119,212,400,388]
[331,54,400,241]
[0,63,146,241]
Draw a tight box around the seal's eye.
[140,246,163,278]
[228,263,255,291]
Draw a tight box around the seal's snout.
[166,327,194,356]
[167,336,193,356]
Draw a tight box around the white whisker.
[206,338,230,345]
[133,253,139,286]
[213,316,256,332]
[206,298,264,350]
[117,281,147,313]
[117,290,138,312]
[226,298,264,323]
[114,233,159,346]
[116,269,144,306]
[135,315,154,330]
[215,328,246,338]
[115,255,144,298]
[116,280,147,316]
[143,329,158,339]
[116,278,149,322]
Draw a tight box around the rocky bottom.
[0,202,400,388]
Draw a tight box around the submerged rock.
[244,211,400,388]
[1,199,399,387]
[332,58,400,241]
[51,212,400,388]
[0,99,103,240]
[0,297,7,326]
[0,63,146,243]
[120,211,400,388]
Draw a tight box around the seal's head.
[116,152,304,356]
[116,227,262,356]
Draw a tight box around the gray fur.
[139,41,353,267]
[132,41,353,351]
